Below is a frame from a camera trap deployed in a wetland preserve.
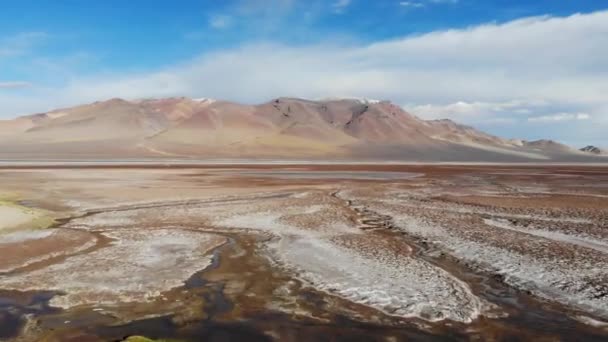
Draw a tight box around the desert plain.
[0,163,607,341]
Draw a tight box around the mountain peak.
[99,97,132,105]
[316,97,388,105]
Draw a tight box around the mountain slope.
[580,145,603,155]
[0,97,603,162]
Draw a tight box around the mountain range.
[0,97,604,162]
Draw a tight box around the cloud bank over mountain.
[1,9,607,146]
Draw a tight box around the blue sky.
[1,0,608,146]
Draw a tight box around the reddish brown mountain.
[0,97,602,161]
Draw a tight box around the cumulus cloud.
[53,11,607,106]
[1,10,607,144]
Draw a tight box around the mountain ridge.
[0,96,603,162]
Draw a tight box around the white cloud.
[208,15,233,29]
[1,10,608,144]
[236,0,296,14]
[196,0,302,38]
[0,32,48,58]
[528,112,591,123]
[400,2,424,8]
[410,100,532,119]
[400,0,458,8]
[333,0,352,13]
[0,81,31,89]
[408,100,553,127]
[410,100,593,127]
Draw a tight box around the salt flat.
[0,205,36,232]
[0,164,607,341]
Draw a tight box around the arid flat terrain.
[1,163,608,341]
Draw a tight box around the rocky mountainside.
[580,145,603,154]
[0,97,603,162]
